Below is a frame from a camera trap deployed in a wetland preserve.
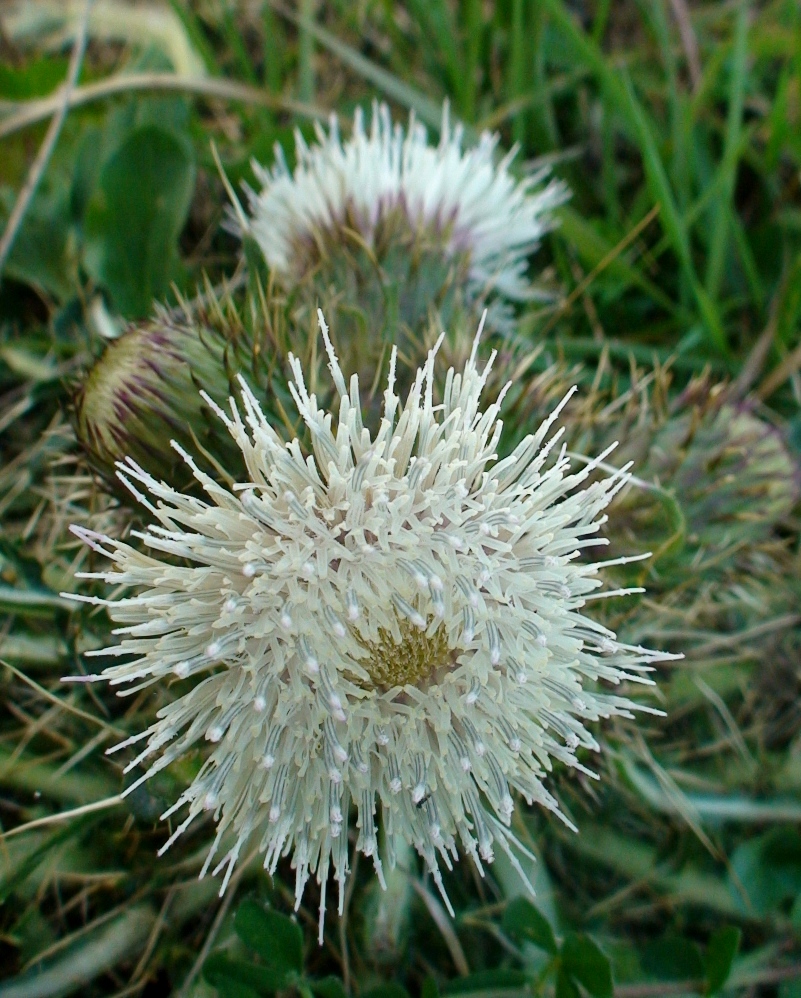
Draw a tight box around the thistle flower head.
[66,313,669,938]
[243,103,567,380]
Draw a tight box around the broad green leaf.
[421,978,441,998]
[362,986,411,998]
[730,827,801,915]
[204,979,260,998]
[555,969,580,998]
[0,57,69,99]
[234,899,303,979]
[705,927,741,995]
[0,187,74,301]
[0,632,66,666]
[564,824,742,917]
[311,977,349,998]
[502,897,558,955]
[202,953,279,996]
[83,124,195,317]
[561,934,613,998]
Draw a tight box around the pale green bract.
[65,313,671,939]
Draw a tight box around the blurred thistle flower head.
[242,102,567,376]
[66,312,669,937]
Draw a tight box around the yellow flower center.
[361,617,458,689]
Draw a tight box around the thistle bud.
[74,307,247,493]
[646,386,799,548]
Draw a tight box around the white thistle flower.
[65,313,669,940]
[244,102,568,325]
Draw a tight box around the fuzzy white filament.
[65,313,670,940]
[245,102,568,321]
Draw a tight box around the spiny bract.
[66,314,669,939]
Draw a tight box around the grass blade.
[268,0,445,129]
[407,0,464,113]
[618,71,727,353]
[555,206,684,317]
[704,0,750,299]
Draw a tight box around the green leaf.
[83,124,195,317]
[705,927,741,995]
[0,57,69,99]
[362,986,411,998]
[502,897,558,955]
[234,899,303,979]
[311,977,349,998]
[443,970,527,993]
[205,979,260,998]
[421,979,441,998]
[730,827,801,915]
[642,935,704,981]
[202,953,284,995]
[561,934,614,998]
[555,969,580,998]
[407,0,463,105]
[0,186,74,301]
[0,744,119,805]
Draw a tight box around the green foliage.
[203,899,347,998]
[730,827,801,916]
[83,125,195,317]
[0,185,74,301]
[233,899,304,981]
[705,926,741,995]
[0,56,70,100]
[502,897,558,956]
[442,970,527,993]
[560,934,613,998]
